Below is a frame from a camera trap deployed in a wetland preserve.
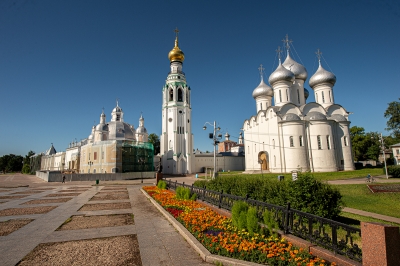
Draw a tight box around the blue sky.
[0,0,399,156]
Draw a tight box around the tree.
[148,133,160,155]
[384,98,400,138]
[0,154,23,173]
[350,126,381,161]
[22,150,35,174]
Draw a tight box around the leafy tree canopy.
[384,98,400,139]
[148,133,160,155]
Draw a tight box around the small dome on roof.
[282,53,308,80]
[330,114,347,122]
[96,124,109,131]
[136,126,147,134]
[309,63,336,88]
[283,113,301,121]
[304,111,327,121]
[268,64,295,86]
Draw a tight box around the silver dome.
[283,113,301,121]
[282,54,308,80]
[108,121,135,140]
[136,126,147,134]
[304,88,310,100]
[309,64,336,88]
[112,106,122,113]
[252,78,273,98]
[304,111,327,121]
[268,64,295,86]
[95,124,109,131]
[330,114,347,122]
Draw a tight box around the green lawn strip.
[338,212,400,227]
[334,183,400,218]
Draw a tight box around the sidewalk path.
[342,207,400,224]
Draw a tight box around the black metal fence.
[164,178,362,263]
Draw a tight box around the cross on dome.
[276,46,283,63]
[316,49,322,65]
[258,64,265,80]
[282,34,292,53]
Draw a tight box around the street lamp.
[379,133,389,179]
[203,121,222,179]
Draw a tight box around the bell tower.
[160,29,194,174]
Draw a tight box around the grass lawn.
[337,212,400,227]
[335,183,400,218]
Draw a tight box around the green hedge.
[385,165,400,178]
[193,172,343,219]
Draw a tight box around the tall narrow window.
[322,91,325,103]
[329,91,332,102]
[186,91,189,103]
[279,90,282,102]
[169,89,173,101]
[344,136,348,146]
[299,135,303,147]
[102,151,104,159]
[316,93,318,102]
[297,89,300,104]
[273,139,275,149]
[326,135,331,150]
[260,103,262,110]
[177,88,183,102]
[274,155,276,167]
[317,135,322,150]
[289,136,294,147]
[286,89,289,101]
[94,152,97,160]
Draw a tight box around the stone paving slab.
[43,225,137,243]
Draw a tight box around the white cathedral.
[243,36,355,173]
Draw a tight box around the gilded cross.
[282,34,292,52]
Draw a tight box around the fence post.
[202,186,206,201]
[218,190,223,208]
[175,180,177,190]
[190,184,193,194]
[285,202,291,234]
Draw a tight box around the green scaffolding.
[121,141,154,173]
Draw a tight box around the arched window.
[317,135,322,150]
[274,155,276,167]
[177,88,183,102]
[316,93,318,102]
[322,91,325,103]
[299,135,303,147]
[344,136,348,146]
[289,136,294,147]
[279,90,282,102]
[273,139,275,149]
[286,89,289,101]
[329,91,332,102]
[169,89,173,101]
[326,135,331,150]
[297,89,300,104]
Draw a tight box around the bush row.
[193,172,343,219]
[385,165,400,178]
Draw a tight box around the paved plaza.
[0,174,210,266]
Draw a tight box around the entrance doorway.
[258,152,269,171]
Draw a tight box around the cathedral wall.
[194,155,245,173]
[281,122,308,172]
[307,121,337,172]
[337,121,355,170]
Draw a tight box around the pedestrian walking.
[62,174,66,183]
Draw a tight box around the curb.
[140,188,262,266]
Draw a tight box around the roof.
[391,143,400,147]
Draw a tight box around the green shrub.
[386,165,400,178]
[263,209,279,238]
[193,171,343,219]
[193,180,208,188]
[246,207,259,234]
[175,186,197,201]
[231,201,248,229]
[21,164,30,174]
[157,180,167,189]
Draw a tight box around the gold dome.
[168,36,185,62]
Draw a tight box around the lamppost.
[203,121,222,179]
[379,133,389,179]
[88,161,93,174]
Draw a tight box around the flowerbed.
[143,186,336,266]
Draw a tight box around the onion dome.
[282,53,308,80]
[304,88,309,100]
[268,63,295,86]
[309,63,336,88]
[252,77,273,98]
[168,36,185,62]
[112,105,122,113]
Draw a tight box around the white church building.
[243,36,355,173]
